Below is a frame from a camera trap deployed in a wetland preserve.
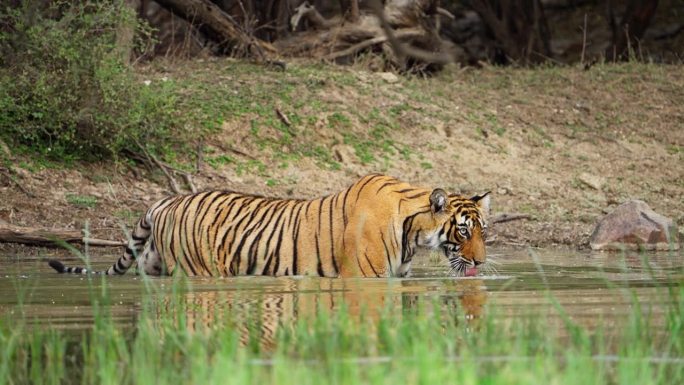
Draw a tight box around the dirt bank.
[1,60,682,254]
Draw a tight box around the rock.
[589,200,679,251]
[377,72,399,84]
[434,122,453,138]
[332,144,356,164]
[579,173,604,190]
[497,186,512,195]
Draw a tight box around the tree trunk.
[469,0,553,65]
[350,0,360,22]
[114,0,139,65]
[606,0,659,61]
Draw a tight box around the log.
[0,223,126,248]
[153,0,276,58]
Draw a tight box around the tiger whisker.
[448,257,466,277]
[485,257,501,266]
[485,264,499,272]
[482,264,498,276]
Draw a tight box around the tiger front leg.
[340,222,395,278]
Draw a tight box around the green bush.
[0,0,182,160]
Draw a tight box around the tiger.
[48,174,490,278]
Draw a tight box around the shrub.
[0,0,182,160]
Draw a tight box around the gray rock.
[579,173,604,190]
[589,200,679,251]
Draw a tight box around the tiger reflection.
[152,278,488,350]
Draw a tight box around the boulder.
[589,200,679,251]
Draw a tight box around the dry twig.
[131,142,198,195]
[275,108,292,127]
[140,146,182,194]
[491,213,531,224]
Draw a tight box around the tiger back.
[49,174,490,278]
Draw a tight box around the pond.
[1,246,681,337]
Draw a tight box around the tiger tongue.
[465,267,478,277]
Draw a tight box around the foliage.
[0,1,182,161]
[66,194,98,209]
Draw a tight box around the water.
[1,247,682,336]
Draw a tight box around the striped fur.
[48,174,490,278]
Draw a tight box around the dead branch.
[0,223,126,248]
[139,145,182,194]
[275,107,292,127]
[436,7,455,20]
[182,172,197,194]
[228,147,256,160]
[129,143,198,195]
[291,1,339,31]
[0,168,35,198]
[367,0,454,68]
[154,0,277,59]
[325,28,424,60]
[491,213,531,224]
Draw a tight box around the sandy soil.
[1,61,682,255]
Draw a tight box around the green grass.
[65,194,98,209]
[1,273,682,385]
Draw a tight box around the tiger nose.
[473,260,483,266]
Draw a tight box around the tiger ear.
[429,189,448,213]
[471,192,491,216]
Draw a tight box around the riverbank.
[1,60,682,251]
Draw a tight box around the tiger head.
[423,189,491,276]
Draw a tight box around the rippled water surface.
[1,247,682,333]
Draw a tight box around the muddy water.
[0,247,682,335]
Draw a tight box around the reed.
[1,270,682,385]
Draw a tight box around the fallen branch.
[367,0,454,68]
[291,1,339,31]
[154,0,276,59]
[324,28,423,60]
[0,168,35,198]
[491,213,531,224]
[275,107,292,127]
[0,223,126,248]
[214,144,257,160]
